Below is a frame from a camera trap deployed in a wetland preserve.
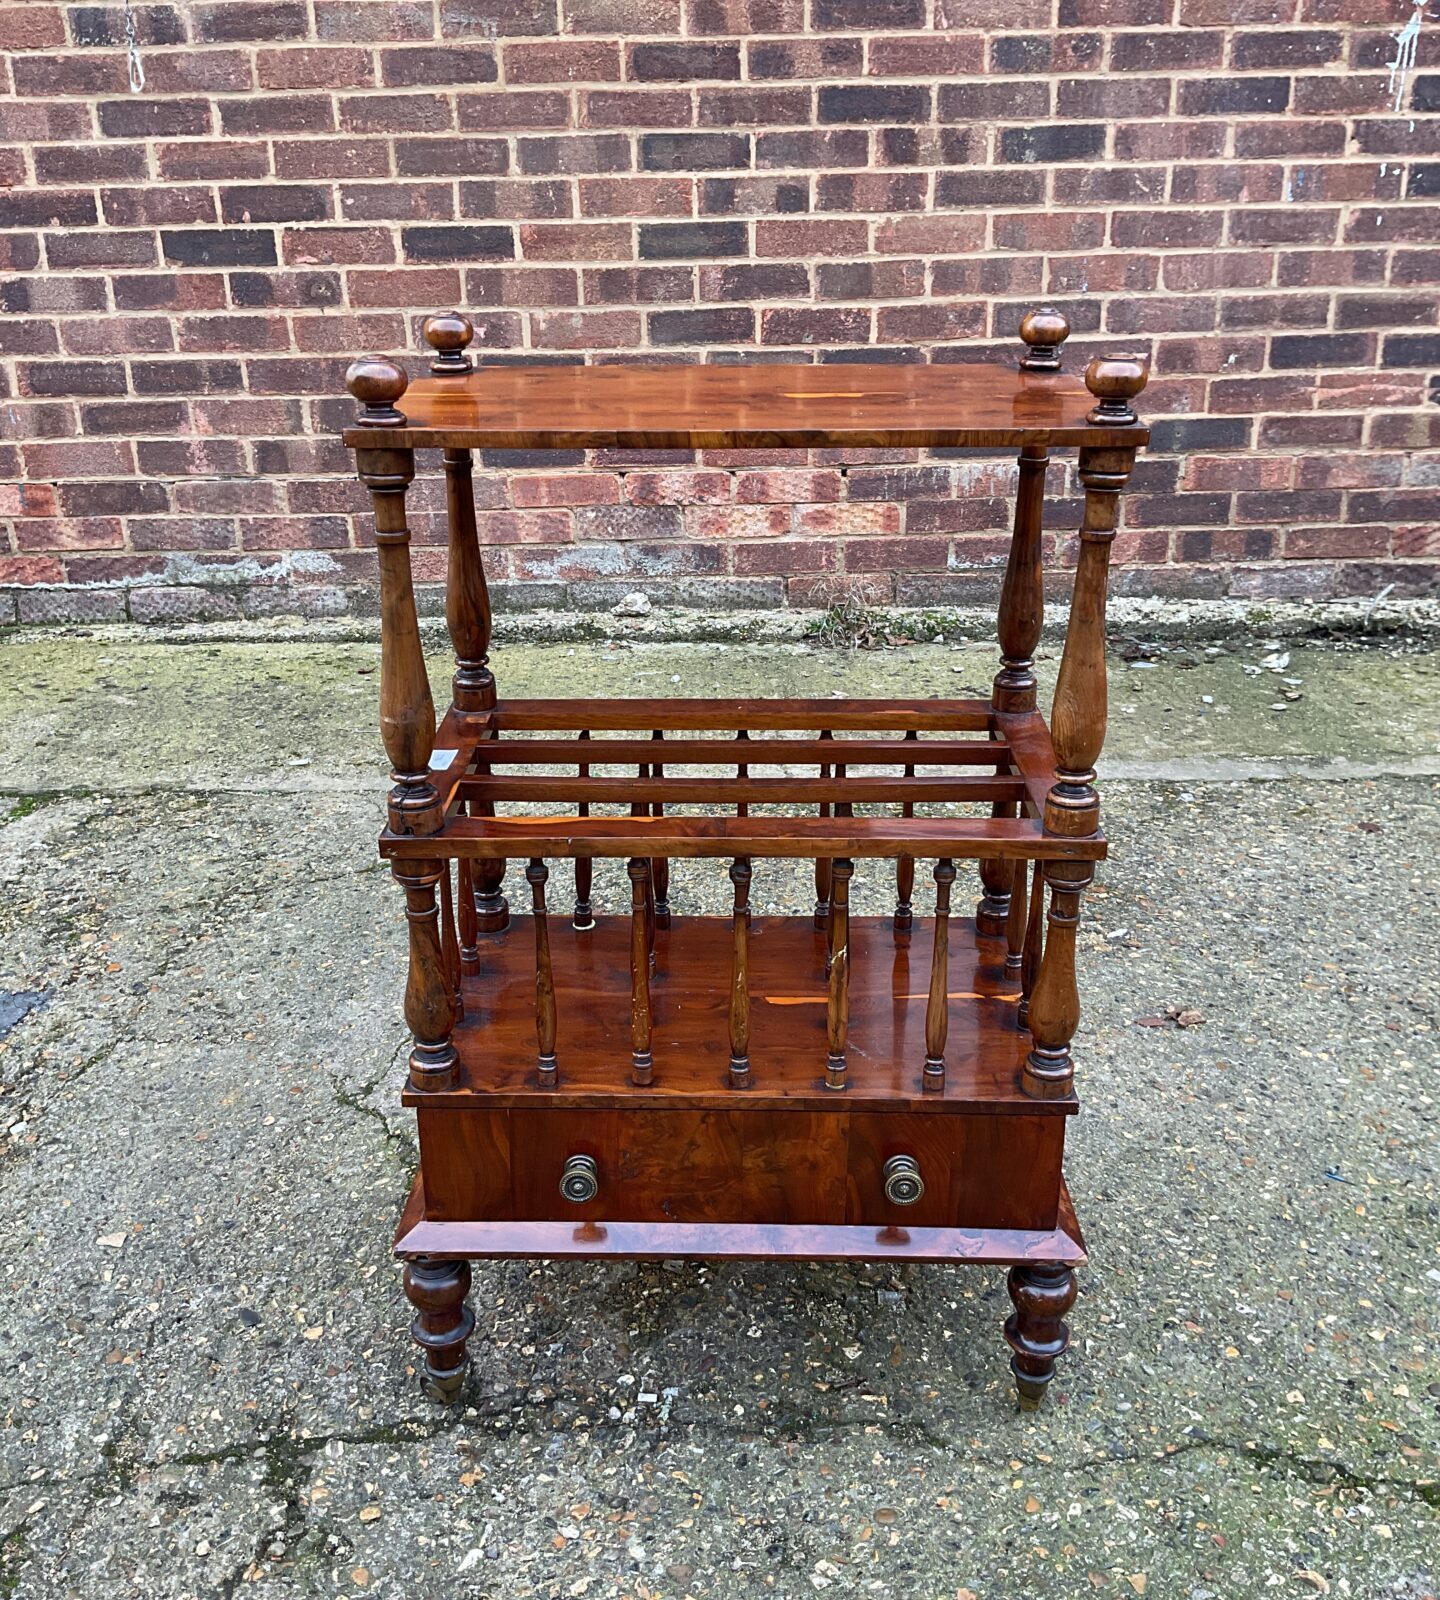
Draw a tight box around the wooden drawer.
[418,1106,1063,1231]
[845,1112,1063,1231]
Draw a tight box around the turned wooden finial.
[346,354,408,426]
[423,311,475,376]
[1084,352,1149,425]
[1018,307,1070,373]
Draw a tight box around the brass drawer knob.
[559,1154,599,1204]
[882,1154,924,1206]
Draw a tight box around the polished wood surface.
[394,1172,1088,1266]
[385,813,1107,864]
[416,1103,1063,1230]
[342,361,1150,451]
[401,913,1072,1115]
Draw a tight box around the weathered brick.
[220,93,337,136]
[631,41,739,79]
[0,6,67,48]
[193,2,308,41]
[999,124,1106,164]
[649,307,756,344]
[379,45,496,87]
[818,83,931,123]
[99,97,213,138]
[642,133,750,173]
[639,221,747,260]
[403,224,515,263]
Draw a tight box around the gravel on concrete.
[0,628,1436,1600]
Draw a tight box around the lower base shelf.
[393,1172,1087,1266]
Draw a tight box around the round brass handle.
[882,1154,924,1206]
[559,1154,599,1204]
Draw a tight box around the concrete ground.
[0,622,1436,1600]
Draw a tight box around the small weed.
[805,599,912,651]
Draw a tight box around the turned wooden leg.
[1004,1261,1076,1410]
[403,1256,475,1402]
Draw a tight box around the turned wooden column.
[1024,354,1147,1101]
[425,314,495,717]
[393,858,458,1092]
[979,420,1053,936]
[350,355,459,1095]
[350,356,440,839]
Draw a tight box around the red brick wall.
[1,0,1437,625]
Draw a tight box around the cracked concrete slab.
[0,628,1437,1600]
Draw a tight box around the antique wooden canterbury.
[341,309,1150,1409]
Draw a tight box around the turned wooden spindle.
[423,309,475,377]
[1019,859,1043,1030]
[457,854,480,976]
[993,443,1049,715]
[924,858,955,1092]
[470,761,509,933]
[895,729,918,932]
[651,729,670,929]
[1017,306,1071,374]
[976,851,1012,939]
[350,358,442,838]
[392,859,458,1092]
[728,857,752,1090]
[1023,862,1093,1099]
[438,860,462,1019]
[627,856,654,1085]
[1024,367,1145,1104]
[814,728,834,930]
[824,857,853,1091]
[1004,855,1028,981]
[1005,1261,1077,1410]
[527,858,557,1087]
[441,447,495,715]
[573,728,594,930]
[403,1256,474,1401]
[1044,438,1141,840]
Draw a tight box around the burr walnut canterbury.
[342,310,1150,1410]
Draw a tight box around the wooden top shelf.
[342,361,1150,451]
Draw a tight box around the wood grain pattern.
[924,859,955,1092]
[356,444,441,836]
[442,446,495,715]
[393,858,458,1093]
[728,857,752,1090]
[1044,445,1136,839]
[341,362,1151,451]
[394,1173,1088,1266]
[384,814,1107,863]
[414,1105,1061,1229]
[404,913,1070,1115]
[824,857,853,1091]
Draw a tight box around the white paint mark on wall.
[1388,2,1426,114]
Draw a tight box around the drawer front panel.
[419,1107,1063,1231]
[420,1107,849,1224]
[846,1112,1064,1231]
